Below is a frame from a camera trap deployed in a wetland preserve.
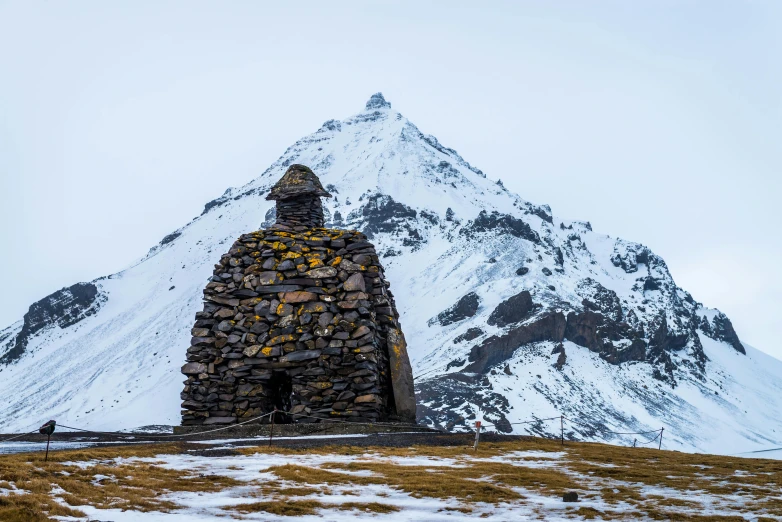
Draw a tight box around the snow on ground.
[31,439,775,522]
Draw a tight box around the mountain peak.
[365,92,391,110]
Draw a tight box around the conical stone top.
[266,164,332,201]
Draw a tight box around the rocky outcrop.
[708,312,745,354]
[1,283,104,364]
[347,194,426,249]
[610,241,652,274]
[487,291,534,327]
[576,278,623,322]
[465,312,567,373]
[365,92,392,110]
[416,372,512,433]
[435,292,481,326]
[453,327,484,344]
[460,210,540,243]
[553,343,567,370]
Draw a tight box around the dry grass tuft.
[234,499,324,516]
[339,501,400,513]
[0,443,240,521]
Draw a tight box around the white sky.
[0,1,780,358]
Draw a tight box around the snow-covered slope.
[1,93,780,455]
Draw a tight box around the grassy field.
[0,436,780,521]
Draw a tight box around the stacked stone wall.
[181,227,402,426]
[273,195,325,230]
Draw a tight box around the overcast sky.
[1,1,780,358]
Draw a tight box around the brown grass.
[233,499,400,516]
[2,436,781,520]
[0,443,240,521]
[236,438,782,518]
[235,499,323,516]
[339,501,400,513]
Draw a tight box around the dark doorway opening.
[268,371,292,423]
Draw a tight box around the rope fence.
[1,409,668,455]
[472,414,666,451]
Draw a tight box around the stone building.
[180,165,416,426]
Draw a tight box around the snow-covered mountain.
[2,93,780,455]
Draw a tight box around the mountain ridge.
[1,93,780,455]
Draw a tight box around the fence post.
[658,427,664,450]
[268,410,276,448]
[562,415,566,445]
[473,421,481,451]
[632,438,637,448]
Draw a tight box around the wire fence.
[473,414,665,450]
[0,409,668,454]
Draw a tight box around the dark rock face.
[1,283,104,364]
[453,327,484,344]
[348,194,425,249]
[465,312,567,373]
[436,292,481,326]
[611,243,651,273]
[576,278,623,323]
[709,313,745,354]
[416,372,512,433]
[365,92,392,110]
[460,210,540,243]
[160,231,181,245]
[487,291,534,327]
[564,311,646,365]
[564,311,603,351]
[554,344,567,370]
[181,167,416,426]
[527,204,553,224]
[458,289,647,375]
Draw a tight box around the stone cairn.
[181,165,416,426]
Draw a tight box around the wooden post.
[560,415,564,446]
[38,420,56,462]
[268,410,276,448]
[632,438,637,448]
[473,421,481,451]
[658,427,664,450]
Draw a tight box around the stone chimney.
[265,164,332,231]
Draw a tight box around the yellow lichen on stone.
[268,334,296,345]
[261,346,274,357]
[331,256,342,267]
